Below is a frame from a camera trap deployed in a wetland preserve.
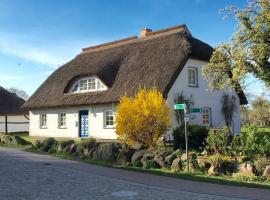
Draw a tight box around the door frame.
[78,110,89,138]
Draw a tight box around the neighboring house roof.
[23,25,247,109]
[0,86,27,115]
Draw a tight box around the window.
[70,77,107,93]
[88,78,96,90]
[104,110,115,128]
[202,107,211,126]
[79,79,88,91]
[59,113,66,128]
[188,67,198,87]
[40,114,47,128]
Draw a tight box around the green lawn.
[241,126,270,132]
[6,132,34,143]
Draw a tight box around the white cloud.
[0,32,88,67]
[0,75,25,81]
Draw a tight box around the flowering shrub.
[116,88,171,147]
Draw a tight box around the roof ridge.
[81,24,189,54]
[82,36,138,52]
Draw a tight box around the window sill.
[188,85,199,88]
[40,127,47,129]
[58,127,67,129]
[104,126,115,129]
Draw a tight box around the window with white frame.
[40,113,47,128]
[59,113,66,128]
[202,107,211,126]
[104,110,115,128]
[70,77,107,93]
[188,67,198,87]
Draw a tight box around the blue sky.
[0,0,264,101]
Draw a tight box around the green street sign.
[189,108,202,113]
[174,104,185,110]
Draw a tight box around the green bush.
[173,124,208,150]
[143,160,158,169]
[41,138,58,152]
[205,128,231,155]
[239,127,270,157]
[133,160,142,167]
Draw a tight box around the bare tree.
[8,87,29,100]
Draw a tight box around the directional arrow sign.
[189,108,202,113]
[174,104,185,110]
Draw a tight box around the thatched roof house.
[0,86,29,133]
[24,24,247,139]
[0,86,27,115]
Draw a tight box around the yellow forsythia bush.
[116,88,171,147]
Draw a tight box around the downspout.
[5,115,8,134]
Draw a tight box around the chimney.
[139,28,152,38]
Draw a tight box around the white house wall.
[0,115,29,133]
[167,58,241,134]
[29,58,241,139]
[29,105,117,139]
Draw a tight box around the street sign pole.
[174,103,194,172]
[184,105,189,173]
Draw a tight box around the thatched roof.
[0,86,27,115]
[23,25,247,109]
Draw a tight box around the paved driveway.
[0,147,269,200]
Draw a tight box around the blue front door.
[79,110,89,138]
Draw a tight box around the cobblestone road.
[0,147,269,200]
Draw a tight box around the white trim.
[40,113,47,129]
[104,110,115,129]
[58,112,67,129]
[188,67,198,87]
[69,76,107,94]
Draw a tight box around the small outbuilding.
[0,86,29,133]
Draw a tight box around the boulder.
[131,150,145,164]
[141,148,156,163]
[165,149,180,166]
[208,165,222,176]
[32,139,44,149]
[233,163,255,177]
[263,166,270,178]
[94,143,116,162]
[197,156,211,170]
[57,144,63,152]
[117,144,135,165]
[171,157,182,171]
[181,152,196,162]
[69,144,77,154]
[132,143,145,150]
[154,154,166,168]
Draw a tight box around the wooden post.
[5,115,8,134]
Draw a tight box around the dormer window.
[69,76,107,93]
